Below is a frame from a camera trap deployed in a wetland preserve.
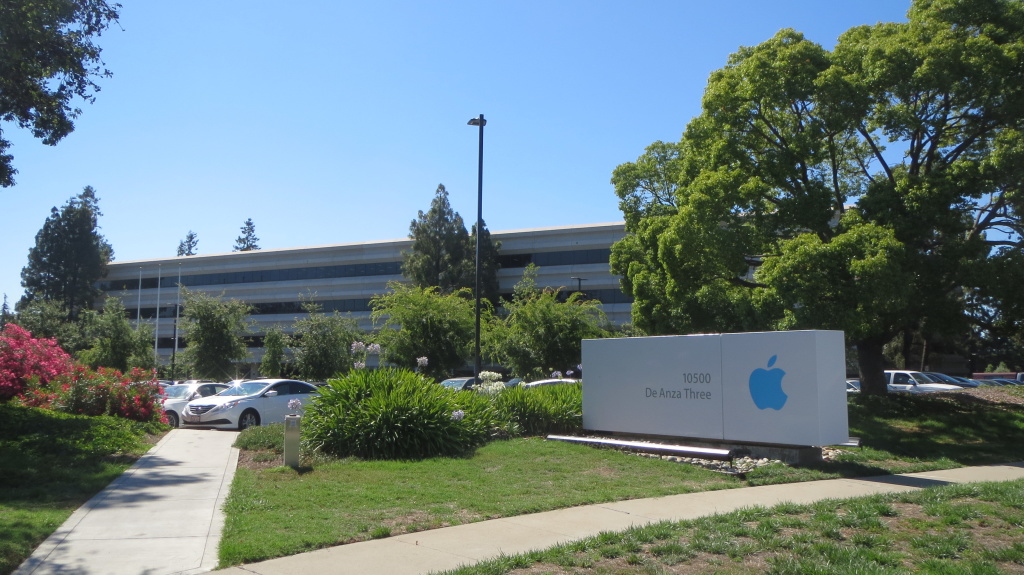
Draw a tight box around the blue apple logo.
[748,355,788,410]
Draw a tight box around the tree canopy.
[403,184,500,301]
[20,186,113,321]
[179,289,251,380]
[610,0,1024,394]
[371,282,481,381]
[77,297,154,371]
[233,218,260,252]
[177,231,198,256]
[0,0,121,187]
[291,300,362,381]
[487,265,608,379]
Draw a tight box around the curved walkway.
[216,463,1024,575]
[12,429,1024,575]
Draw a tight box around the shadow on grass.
[0,404,163,575]
[848,392,1024,465]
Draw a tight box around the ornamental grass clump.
[303,367,494,460]
[493,382,583,436]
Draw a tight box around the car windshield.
[441,378,471,389]
[218,381,269,397]
[162,385,192,399]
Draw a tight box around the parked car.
[846,379,861,393]
[182,379,319,430]
[926,372,980,388]
[439,377,477,391]
[884,370,962,393]
[520,378,580,388]
[993,378,1024,386]
[161,382,230,428]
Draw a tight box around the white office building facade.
[98,223,631,369]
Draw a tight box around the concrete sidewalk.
[12,430,1024,575]
[14,428,239,575]
[216,462,1024,575]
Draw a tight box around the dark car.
[439,377,477,391]
[926,372,980,388]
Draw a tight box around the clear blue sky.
[1,1,912,306]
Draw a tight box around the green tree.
[488,265,608,379]
[177,231,198,256]
[233,218,260,252]
[403,184,500,299]
[610,0,1024,395]
[0,0,120,187]
[0,296,11,330]
[470,220,502,305]
[10,297,87,352]
[259,326,287,378]
[77,297,154,371]
[19,186,113,321]
[179,289,252,380]
[370,282,480,381]
[291,301,361,381]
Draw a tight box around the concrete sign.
[581,330,848,446]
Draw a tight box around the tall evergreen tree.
[0,295,11,330]
[403,184,500,298]
[403,184,471,291]
[177,231,198,256]
[20,186,113,321]
[233,218,260,252]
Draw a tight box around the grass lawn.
[438,478,1024,574]
[221,386,1024,570]
[0,405,164,575]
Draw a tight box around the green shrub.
[234,423,285,453]
[493,383,582,436]
[302,368,493,459]
[0,403,158,461]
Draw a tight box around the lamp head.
[467,116,486,127]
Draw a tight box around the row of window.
[134,289,632,325]
[99,248,613,293]
[498,249,612,268]
[129,298,376,320]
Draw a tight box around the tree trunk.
[857,338,889,396]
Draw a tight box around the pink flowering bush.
[0,324,74,401]
[17,366,165,424]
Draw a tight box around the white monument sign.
[581,330,848,446]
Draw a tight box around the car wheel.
[238,410,260,430]
[166,411,179,428]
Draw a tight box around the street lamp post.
[570,276,587,294]
[467,114,486,381]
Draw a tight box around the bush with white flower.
[474,371,506,396]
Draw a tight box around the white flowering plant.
[474,371,506,396]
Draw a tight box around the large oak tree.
[611,0,1024,394]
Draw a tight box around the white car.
[182,379,318,430]
[884,370,962,393]
[161,381,230,427]
[520,378,580,388]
